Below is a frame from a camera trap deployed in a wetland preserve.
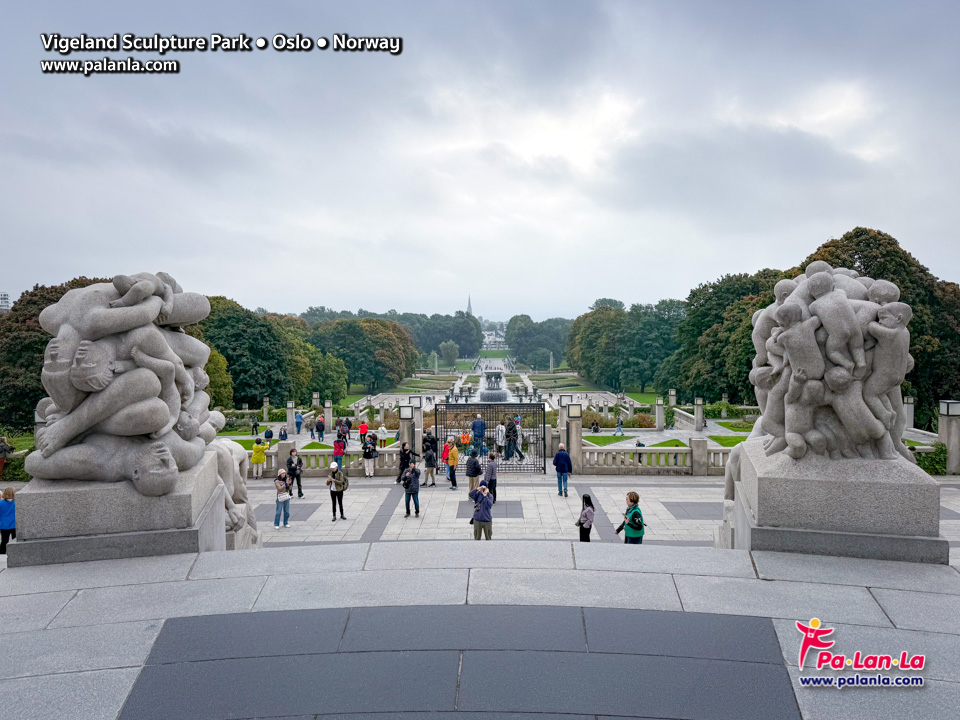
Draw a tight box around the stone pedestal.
[668,389,677,407]
[655,401,665,431]
[413,408,424,455]
[903,396,914,430]
[568,416,583,474]
[312,392,320,408]
[694,400,705,431]
[724,439,948,564]
[690,437,708,476]
[940,414,960,475]
[7,452,226,567]
[262,398,270,423]
[324,400,333,431]
[285,401,295,430]
[399,417,414,451]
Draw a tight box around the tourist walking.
[251,417,260,437]
[326,462,349,521]
[401,461,420,517]
[614,416,624,436]
[466,449,482,491]
[378,422,388,448]
[251,437,269,479]
[615,492,645,544]
[345,418,353,441]
[441,438,451,481]
[286,448,304,498]
[423,443,437,486]
[553,443,572,497]
[447,439,459,490]
[274,470,293,529]
[469,481,494,540]
[362,435,378,478]
[483,452,498,503]
[471,413,486,454]
[423,429,438,458]
[306,416,316,439]
[317,416,325,442]
[495,420,506,455]
[577,494,595,542]
[333,435,346,474]
[0,487,16,554]
[264,426,274,442]
[295,411,303,435]
[278,425,288,441]
[359,420,368,443]
[504,418,524,461]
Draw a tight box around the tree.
[0,277,108,430]
[526,348,552,371]
[205,347,234,408]
[311,318,418,392]
[439,340,459,367]
[304,343,348,405]
[589,298,625,312]
[616,299,685,392]
[566,305,628,388]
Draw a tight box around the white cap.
[330,462,338,470]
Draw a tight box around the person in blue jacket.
[471,414,486,454]
[469,480,494,540]
[295,411,303,435]
[1,487,17,554]
[553,443,572,497]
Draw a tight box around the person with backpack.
[306,416,316,439]
[251,418,260,437]
[614,416,624,436]
[0,487,16,554]
[333,435,346,474]
[286,448,304,498]
[295,411,303,435]
[400,460,421,517]
[317,416,325,442]
[358,420,369,443]
[615,492,645,544]
[345,418,353,441]
[378,422,388,448]
[466,449,482,491]
[495,420,506,455]
[471,414,486,454]
[469,480,494,540]
[423,443,437,487]
[361,435,378,478]
[274,470,293,529]
[576,494,595,542]
[278,425,288,441]
[326,462,349,521]
[505,419,524,461]
[446,439,459,490]
[251,437,270,479]
[553,443,572,497]
[483,452,498,503]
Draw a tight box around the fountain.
[477,369,513,403]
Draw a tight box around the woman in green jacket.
[615,491,645,544]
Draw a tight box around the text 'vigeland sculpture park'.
[749,260,914,463]
[26,272,214,496]
[717,260,947,564]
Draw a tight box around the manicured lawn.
[301,442,333,450]
[904,439,930,447]
[584,435,631,446]
[651,439,687,447]
[217,430,253,437]
[228,438,258,450]
[6,436,35,452]
[454,359,476,372]
[709,435,748,447]
[342,395,365,406]
[627,392,659,404]
[479,349,509,358]
[716,420,754,432]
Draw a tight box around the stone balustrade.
[251,447,403,477]
[579,446,730,475]
[673,407,696,430]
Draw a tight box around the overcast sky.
[3,1,959,321]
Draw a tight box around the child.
[0,487,16,554]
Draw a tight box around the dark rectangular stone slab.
[940,507,960,520]
[120,650,460,719]
[146,609,348,664]
[662,501,723,520]
[254,503,322,523]
[584,608,783,664]
[340,605,585,652]
[457,650,800,719]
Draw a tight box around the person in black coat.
[286,448,304,498]
[396,442,418,483]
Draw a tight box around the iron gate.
[433,403,546,473]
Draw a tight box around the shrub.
[665,407,675,428]
[1,452,30,483]
[268,408,287,422]
[704,401,744,419]
[915,443,947,476]
[222,416,252,433]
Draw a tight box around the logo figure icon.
[796,618,834,670]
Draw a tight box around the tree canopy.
[311,318,418,392]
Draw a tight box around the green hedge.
[703,402,744,419]
[915,443,948,476]
[1,453,30,483]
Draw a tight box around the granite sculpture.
[26,273,216,497]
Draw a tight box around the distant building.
[0,291,10,315]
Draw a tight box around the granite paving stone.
[574,543,755,577]
[49,576,267,628]
[0,554,195,597]
[119,651,460,719]
[772,618,960,682]
[254,569,468,611]
[788,668,960,720]
[468,568,682,610]
[147,609,349,664]
[0,667,141,720]
[674,575,892,626]
[189,544,370,579]
[871,588,960,634]
[0,620,161,680]
[365,539,574,570]
[0,590,75,634]
[340,605,586,652]
[584,608,783,664]
[753,551,960,594]
[458,650,800,719]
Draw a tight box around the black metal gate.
[433,403,546,473]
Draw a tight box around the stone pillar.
[312,392,320,408]
[568,414,583,474]
[694,397,705,432]
[669,389,677,407]
[414,407,424,454]
[721,393,729,404]
[549,351,554,373]
[904,396,915,430]
[241,403,249,411]
[602,402,609,419]
[277,440,295,472]
[324,400,333,430]
[721,393,729,419]
[378,403,384,423]
[285,401,295,430]
[399,415,415,450]
[939,401,960,475]
[690,437,708,476]
[655,397,665,431]
[262,397,270,423]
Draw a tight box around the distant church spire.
[467,295,473,316]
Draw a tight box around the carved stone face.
[774,279,798,305]
[868,279,900,305]
[131,442,178,496]
[70,340,114,392]
[807,272,835,299]
[175,411,200,440]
